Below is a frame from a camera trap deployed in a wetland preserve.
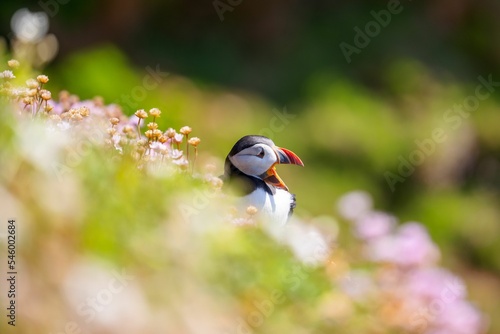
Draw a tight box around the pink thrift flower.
[150,141,168,154]
[174,133,184,143]
[430,301,486,334]
[337,190,373,221]
[170,149,183,160]
[365,222,440,267]
[406,268,466,301]
[353,211,396,240]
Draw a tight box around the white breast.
[242,187,293,226]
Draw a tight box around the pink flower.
[365,222,440,267]
[353,211,396,240]
[173,133,184,143]
[430,301,486,334]
[150,141,168,154]
[337,190,373,221]
[170,149,183,160]
[406,268,466,301]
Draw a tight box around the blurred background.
[1,0,500,333]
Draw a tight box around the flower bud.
[149,108,161,117]
[26,79,39,89]
[188,137,201,147]
[40,90,51,100]
[110,117,120,125]
[165,128,176,138]
[7,59,20,69]
[147,122,158,130]
[37,75,49,84]
[134,109,148,119]
[180,126,192,135]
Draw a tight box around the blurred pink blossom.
[353,211,396,240]
[365,222,440,267]
[406,268,466,301]
[430,300,486,334]
[337,190,373,220]
[170,149,183,160]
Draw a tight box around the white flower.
[0,70,15,80]
[112,134,123,153]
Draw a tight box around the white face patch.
[229,143,278,177]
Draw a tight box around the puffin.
[223,135,304,225]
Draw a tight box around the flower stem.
[192,147,198,174]
[136,118,141,139]
[186,134,190,162]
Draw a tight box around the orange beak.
[262,147,304,191]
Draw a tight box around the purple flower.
[353,211,396,240]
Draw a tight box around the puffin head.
[226,135,304,191]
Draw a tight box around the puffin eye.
[257,148,265,158]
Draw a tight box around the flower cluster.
[336,191,487,334]
[129,109,201,171]
[1,62,52,116]
[0,60,201,174]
